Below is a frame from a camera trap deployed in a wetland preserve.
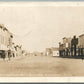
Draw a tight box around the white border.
[0,1,84,6]
[0,77,84,82]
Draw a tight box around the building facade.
[78,34,84,56]
[59,37,72,57]
[15,45,22,57]
[45,48,52,56]
[78,34,84,48]
[59,42,64,56]
[0,24,13,58]
[71,36,78,56]
[59,35,84,57]
[51,47,59,56]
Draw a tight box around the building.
[59,37,72,57]
[63,37,72,56]
[71,36,78,56]
[63,37,72,49]
[45,47,59,56]
[45,48,52,56]
[59,42,64,56]
[0,24,13,58]
[78,34,84,56]
[51,47,59,56]
[78,34,84,48]
[59,35,82,57]
[15,45,22,57]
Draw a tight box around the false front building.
[59,37,72,57]
[0,24,13,58]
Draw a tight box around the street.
[0,55,84,77]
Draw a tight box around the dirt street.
[0,56,84,77]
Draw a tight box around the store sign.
[66,43,68,48]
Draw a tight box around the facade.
[46,48,52,56]
[78,34,84,56]
[15,45,22,57]
[78,34,84,48]
[45,47,59,56]
[71,36,78,56]
[0,24,13,58]
[59,35,84,57]
[59,43,64,56]
[0,24,27,59]
[59,37,72,57]
[63,37,72,49]
[51,47,59,56]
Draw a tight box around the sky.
[0,2,84,52]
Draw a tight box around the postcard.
[0,1,84,83]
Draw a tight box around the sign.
[66,43,68,48]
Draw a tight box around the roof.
[51,47,59,51]
[0,24,8,31]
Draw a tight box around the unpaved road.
[0,56,84,77]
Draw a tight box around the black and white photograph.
[0,1,84,78]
